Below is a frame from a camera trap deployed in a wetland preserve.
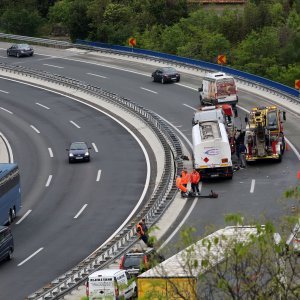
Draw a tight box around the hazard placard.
[128,37,136,47]
[217,55,226,65]
[295,80,300,90]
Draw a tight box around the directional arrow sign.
[129,37,136,47]
[217,54,226,65]
[295,80,300,90]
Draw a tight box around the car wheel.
[69,159,72,163]
[200,96,204,106]
[16,52,20,58]
[152,76,155,82]
[161,77,165,84]
[8,210,13,224]
[7,51,10,57]
[7,249,13,261]
[176,78,180,82]
[11,207,16,220]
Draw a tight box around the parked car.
[151,67,180,84]
[86,268,136,300]
[119,248,165,276]
[0,226,14,262]
[7,44,34,58]
[66,142,91,163]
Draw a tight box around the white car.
[86,268,136,299]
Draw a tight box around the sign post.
[128,37,136,52]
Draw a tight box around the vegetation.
[0,0,300,85]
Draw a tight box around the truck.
[192,104,236,154]
[198,72,238,107]
[137,226,261,300]
[244,106,286,162]
[192,118,233,179]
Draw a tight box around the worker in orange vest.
[136,221,151,246]
[176,175,188,197]
[181,169,189,189]
[190,169,201,195]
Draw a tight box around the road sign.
[295,80,300,90]
[217,55,226,65]
[129,37,136,47]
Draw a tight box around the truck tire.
[199,95,204,106]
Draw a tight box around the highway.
[0,43,299,299]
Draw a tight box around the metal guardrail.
[0,62,183,299]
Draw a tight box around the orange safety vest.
[181,171,189,185]
[136,223,144,238]
[190,171,200,184]
[176,176,187,193]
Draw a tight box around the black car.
[66,142,91,163]
[119,248,165,276]
[7,44,34,58]
[151,67,180,84]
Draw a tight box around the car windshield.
[70,143,87,150]
[163,67,177,74]
[18,44,30,49]
[123,255,143,268]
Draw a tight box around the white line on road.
[92,142,98,152]
[43,63,64,69]
[30,125,40,133]
[96,170,102,182]
[0,89,9,94]
[36,102,50,110]
[45,175,53,187]
[140,87,157,94]
[70,120,80,128]
[250,179,255,193]
[0,56,7,59]
[18,247,44,267]
[87,72,107,79]
[183,103,197,111]
[48,148,53,158]
[16,209,32,225]
[74,204,88,219]
[0,107,13,114]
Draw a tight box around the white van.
[86,268,136,299]
[198,72,238,107]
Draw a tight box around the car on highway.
[66,141,91,163]
[119,248,165,276]
[6,44,34,58]
[151,66,180,84]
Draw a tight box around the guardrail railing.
[0,62,183,299]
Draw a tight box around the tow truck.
[244,106,286,162]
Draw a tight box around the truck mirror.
[198,87,203,92]
[283,111,286,121]
[245,117,248,123]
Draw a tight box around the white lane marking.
[250,179,255,193]
[48,148,53,158]
[45,175,53,187]
[70,120,80,128]
[96,170,102,182]
[30,125,40,134]
[0,131,14,163]
[158,182,203,250]
[92,142,98,152]
[140,87,157,94]
[36,102,50,110]
[18,247,44,267]
[74,204,88,219]
[16,209,32,225]
[87,72,107,79]
[43,63,64,69]
[0,107,13,114]
[183,103,197,111]
[0,56,8,58]
[0,89,9,94]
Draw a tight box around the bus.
[0,163,21,225]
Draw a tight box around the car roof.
[89,268,125,278]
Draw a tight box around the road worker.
[136,221,151,246]
[190,169,201,195]
[181,169,189,189]
[176,175,188,197]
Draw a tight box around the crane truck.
[244,106,286,162]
